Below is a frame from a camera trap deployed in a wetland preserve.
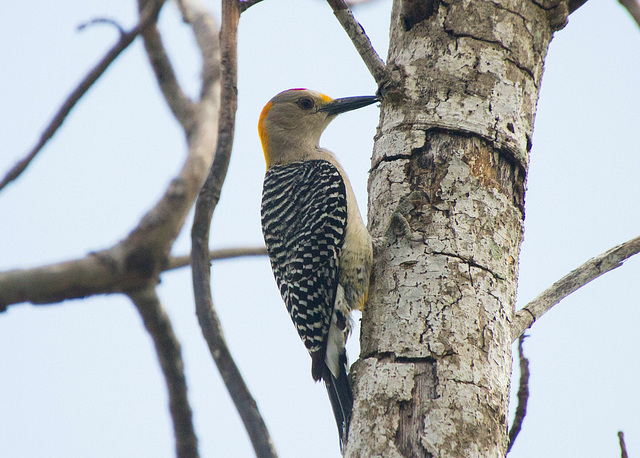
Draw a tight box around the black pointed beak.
[319,95,378,116]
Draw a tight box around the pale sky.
[1,1,639,457]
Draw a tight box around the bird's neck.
[263,130,328,168]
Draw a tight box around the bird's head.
[258,88,378,168]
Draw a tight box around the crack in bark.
[529,0,571,29]
[529,0,561,10]
[444,26,536,82]
[488,0,534,30]
[467,261,475,288]
[377,123,527,177]
[440,0,539,81]
[450,378,479,386]
[485,0,551,57]
[371,152,413,171]
[431,250,502,280]
[364,350,442,364]
[505,56,536,83]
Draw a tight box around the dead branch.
[167,246,268,270]
[3,0,224,455]
[325,0,390,86]
[618,431,629,458]
[0,250,124,311]
[190,0,277,456]
[139,3,196,131]
[507,335,530,453]
[0,0,164,193]
[620,0,640,28]
[0,246,267,310]
[511,235,640,342]
[238,0,265,12]
[129,287,199,458]
[0,0,221,312]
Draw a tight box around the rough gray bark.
[346,0,568,456]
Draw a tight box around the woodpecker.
[259,88,377,446]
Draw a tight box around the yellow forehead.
[319,93,332,103]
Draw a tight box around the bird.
[259,88,377,448]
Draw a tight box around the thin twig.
[620,0,640,28]
[190,0,277,456]
[128,287,199,458]
[618,431,629,458]
[77,17,126,36]
[507,335,530,453]
[0,0,164,193]
[325,0,390,86]
[167,246,267,270]
[511,235,640,342]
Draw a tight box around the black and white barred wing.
[261,160,347,356]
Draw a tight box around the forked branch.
[0,247,267,310]
[190,0,277,456]
[0,0,164,193]
[139,3,196,130]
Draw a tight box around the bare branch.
[0,250,120,311]
[620,0,640,28]
[0,1,221,308]
[325,0,390,86]
[0,0,221,312]
[124,0,222,261]
[507,335,530,453]
[128,287,199,458]
[618,431,629,458]
[139,0,196,131]
[173,0,222,103]
[238,0,266,13]
[511,235,640,342]
[190,0,277,456]
[3,2,224,455]
[0,246,266,310]
[196,8,222,102]
[0,0,164,193]
[166,246,267,271]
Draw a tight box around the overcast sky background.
[1,1,639,457]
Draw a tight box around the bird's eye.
[296,97,315,111]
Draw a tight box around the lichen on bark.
[346,0,564,455]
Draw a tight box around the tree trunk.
[346,0,566,455]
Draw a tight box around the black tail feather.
[322,354,353,451]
